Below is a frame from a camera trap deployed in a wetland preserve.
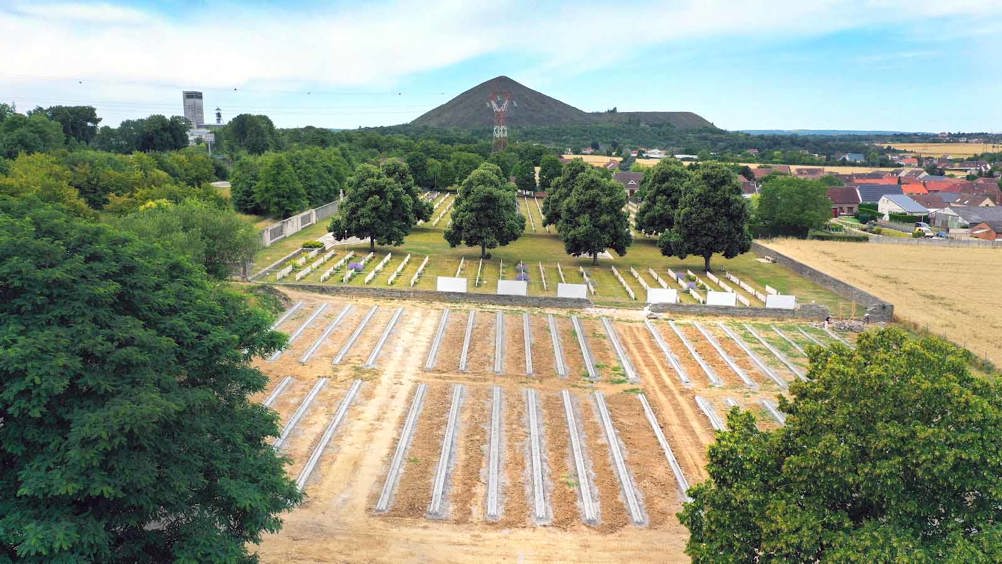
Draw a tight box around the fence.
[260,199,340,247]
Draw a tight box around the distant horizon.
[3,1,1001,132]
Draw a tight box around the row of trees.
[633,159,752,271]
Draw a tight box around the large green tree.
[444,163,525,258]
[755,175,832,237]
[680,328,1002,562]
[512,159,537,194]
[554,168,632,263]
[635,158,691,236]
[663,163,751,272]
[537,154,563,193]
[0,110,65,158]
[30,105,101,144]
[223,114,279,155]
[117,198,261,279]
[542,158,590,227]
[0,197,300,561]
[329,160,431,251]
[254,153,307,218]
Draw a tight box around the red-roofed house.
[827,186,861,217]
[900,183,928,195]
[924,178,966,193]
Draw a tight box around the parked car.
[935,231,948,239]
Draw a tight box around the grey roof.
[948,205,1002,226]
[856,183,903,203]
[881,194,928,214]
[939,192,961,204]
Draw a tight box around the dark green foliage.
[231,157,262,214]
[223,114,279,155]
[286,147,349,206]
[329,160,431,251]
[0,110,65,158]
[30,105,101,144]
[444,163,525,258]
[680,328,1002,562]
[755,176,832,237]
[635,159,691,236]
[512,160,537,193]
[537,154,562,192]
[254,154,307,219]
[0,198,301,561]
[91,115,189,154]
[542,158,590,227]
[662,163,751,272]
[301,240,325,249]
[117,198,261,279]
[553,167,632,263]
[152,147,215,187]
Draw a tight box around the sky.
[3,0,1002,132]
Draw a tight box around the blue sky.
[3,0,1001,132]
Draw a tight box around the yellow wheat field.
[761,239,1002,368]
[886,142,998,157]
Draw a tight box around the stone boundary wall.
[752,241,894,322]
[649,301,830,320]
[290,284,594,309]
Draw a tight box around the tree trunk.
[370,236,375,251]
[592,252,598,265]
[704,254,712,273]
[481,242,487,259]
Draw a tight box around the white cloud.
[3,0,1001,126]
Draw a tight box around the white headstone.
[557,283,588,299]
[497,280,528,296]
[646,288,679,304]
[436,276,468,293]
[765,294,797,310]
[706,291,738,307]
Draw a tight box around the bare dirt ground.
[762,238,1002,367]
[252,289,836,562]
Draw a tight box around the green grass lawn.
[256,215,852,311]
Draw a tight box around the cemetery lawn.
[255,226,849,311]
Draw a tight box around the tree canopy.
[635,158,691,236]
[755,175,832,237]
[254,153,308,219]
[662,163,751,271]
[0,197,300,561]
[117,198,260,279]
[329,160,431,250]
[444,162,525,258]
[553,167,632,263]
[542,158,591,227]
[680,328,1002,562]
[30,105,101,145]
[537,154,563,193]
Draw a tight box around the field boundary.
[649,300,829,320]
[274,282,594,309]
[752,241,894,322]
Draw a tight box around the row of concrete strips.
[270,301,851,388]
[265,377,784,526]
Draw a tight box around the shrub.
[301,240,324,249]
[807,229,868,242]
[912,229,924,238]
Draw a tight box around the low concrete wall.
[649,301,830,320]
[290,284,594,309]
[752,241,894,322]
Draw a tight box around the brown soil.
[579,317,618,382]
[605,391,685,524]
[383,382,452,518]
[447,385,488,524]
[466,310,496,374]
[505,313,528,376]
[577,393,630,532]
[528,314,557,380]
[540,391,585,530]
